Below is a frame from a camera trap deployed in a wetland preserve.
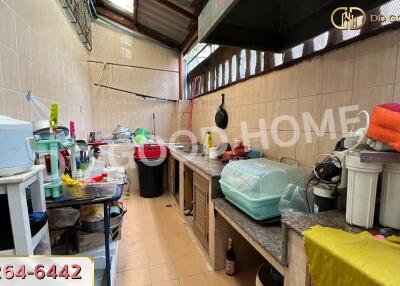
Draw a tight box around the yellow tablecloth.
[303,226,400,286]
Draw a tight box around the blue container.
[220,158,305,221]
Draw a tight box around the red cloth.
[367,103,400,152]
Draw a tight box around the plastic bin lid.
[220,158,305,199]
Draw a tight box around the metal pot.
[81,207,126,233]
[112,125,131,140]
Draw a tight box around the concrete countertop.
[281,211,365,236]
[213,198,287,266]
[169,146,226,177]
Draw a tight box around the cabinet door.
[193,172,209,249]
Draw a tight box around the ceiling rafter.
[94,0,203,52]
[96,6,135,29]
[133,0,139,28]
[154,0,196,20]
[181,21,198,54]
[95,5,179,48]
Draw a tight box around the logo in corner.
[331,7,367,30]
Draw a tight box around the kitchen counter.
[213,198,287,269]
[169,147,226,177]
[281,211,365,236]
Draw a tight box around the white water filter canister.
[380,164,400,229]
[345,153,382,228]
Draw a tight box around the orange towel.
[367,103,400,152]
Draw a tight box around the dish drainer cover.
[220,158,305,221]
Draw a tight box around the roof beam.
[191,0,205,16]
[133,0,139,28]
[96,6,135,29]
[154,0,196,20]
[95,6,179,48]
[181,22,198,54]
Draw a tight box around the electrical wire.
[343,110,370,154]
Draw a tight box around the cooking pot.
[112,125,132,140]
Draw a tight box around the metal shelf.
[59,0,92,51]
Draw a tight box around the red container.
[134,144,168,160]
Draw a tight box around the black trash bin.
[134,144,167,198]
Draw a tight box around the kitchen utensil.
[222,151,233,162]
[34,140,63,198]
[50,103,58,131]
[134,134,147,144]
[219,158,305,221]
[89,132,96,143]
[32,120,69,140]
[70,121,76,139]
[209,147,218,159]
[152,112,156,137]
[134,128,151,137]
[187,76,201,132]
[112,125,131,140]
[0,116,35,176]
[215,93,228,129]
[76,140,88,151]
[81,206,125,232]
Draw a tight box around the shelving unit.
[58,0,92,51]
[0,165,51,256]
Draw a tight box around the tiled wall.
[89,23,179,139]
[182,29,400,169]
[0,0,92,138]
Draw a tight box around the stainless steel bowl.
[112,125,131,140]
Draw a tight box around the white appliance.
[380,164,400,229]
[345,153,382,228]
[0,115,35,176]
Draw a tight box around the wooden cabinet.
[286,230,311,286]
[167,155,175,195]
[193,172,209,249]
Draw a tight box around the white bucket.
[380,164,400,229]
[345,154,382,228]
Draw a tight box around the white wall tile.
[0,0,17,51]
[354,30,398,89]
[0,44,20,91]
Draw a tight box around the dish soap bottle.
[225,238,236,276]
[203,131,212,156]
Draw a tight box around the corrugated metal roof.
[103,0,134,18]
[137,0,193,45]
[96,0,200,48]
[168,0,195,13]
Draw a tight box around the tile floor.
[115,192,255,286]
